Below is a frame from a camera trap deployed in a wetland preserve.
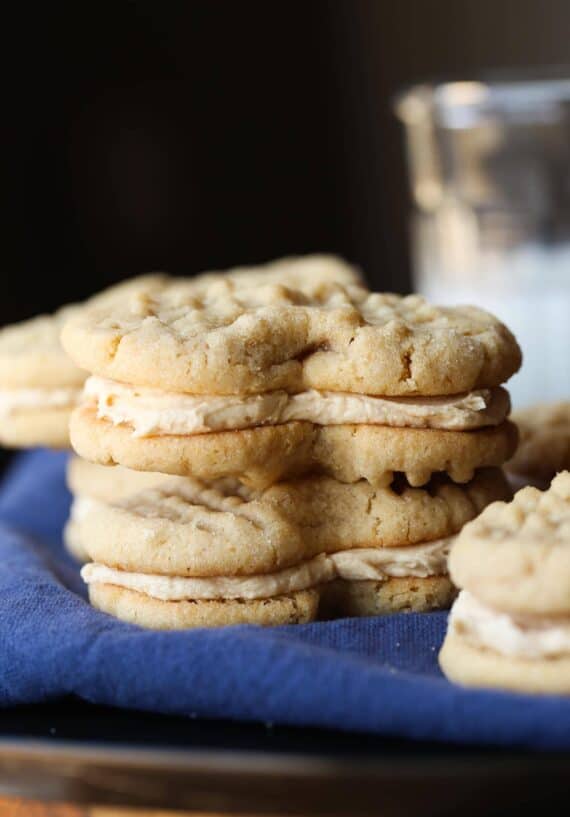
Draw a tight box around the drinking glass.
[396,76,570,406]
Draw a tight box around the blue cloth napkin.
[1,449,569,749]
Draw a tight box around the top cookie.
[449,471,570,615]
[61,257,521,396]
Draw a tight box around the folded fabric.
[0,450,569,749]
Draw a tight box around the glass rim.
[394,67,570,128]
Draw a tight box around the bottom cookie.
[439,631,570,695]
[321,576,456,618]
[89,583,320,629]
[0,406,71,449]
[87,572,455,630]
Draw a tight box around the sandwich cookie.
[62,259,520,487]
[78,468,511,629]
[0,306,85,449]
[0,274,169,450]
[440,472,570,694]
[507,402,570,490]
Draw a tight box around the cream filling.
[81,538,451,601]
[450,590,570,660]
[69,495,103,524]
[83,376,509,437]
[331,539,452,580]
[0,386,81,417]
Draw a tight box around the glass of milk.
[395,77,570,408]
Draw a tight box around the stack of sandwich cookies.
[78,469,511,628]
[440,472,570,695]
[61,255,521,628]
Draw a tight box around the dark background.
[4,0,570,325]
